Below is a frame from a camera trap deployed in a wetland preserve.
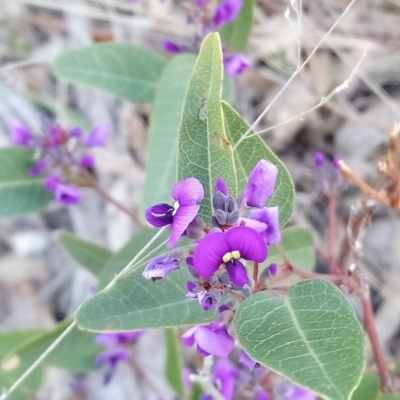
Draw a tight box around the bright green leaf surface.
[165,328,185,398]
[221,0,254,52]
[222,102,294,226]
[378,396,400,400]
[55,43,166,103]
[0,148,52,217]
[351,373,380,400]
[59,232,114,277]
[0,330,42,358]
[235,279,365,400]
[177,33,237,223]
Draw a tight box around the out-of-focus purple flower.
[70,126,83,138]
[142,255,180,280]
[213,358,240,400]
[213,0,243,27]
[224,53,251,78]
[47,125,63,147]
[314,152,343,193]
[96,331,145,347]
[285,386,317,400]
[239,349,259,371]
[164,40,182,53]
[11,121,34,147]
[333,156,341,170]
[29,159,47,177]
[193,226,267,287]
[44,174,60,191]
[181,321,235,357]
[250,206,281,244]
[55,184,81,205]
[146,178,204,247]
[243,160,278,208]
[85,125,107,147]
[80,154,95,168]
[183,367,193,392]
[200,396,213,400]
[95,348,130,385]
[314,152,325,167]
[256,390,270,400]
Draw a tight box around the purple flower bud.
[29,167,40,177]
[95,348,130,385]
[48,125,63,147]
[198,289,221,311]
[243,160,278,208]
[213,0,243,27]
[215,177,228,195]
[256,390,270,400]
[55,184,81,205]
[239,349,259,371]
[333,156,341,170]
[29,159,46,177]
[85,125,107,147]
[268,262,278,276]
[142,255,180,280]
[285,386,317,400]
[314,152,326,167]
[195,0,206,6]
[11,121,33,147]
[80,154,95,168]
[70,126,83,138]
[163,40,182,53]
[44,175,60,191]
[224,53,251,78]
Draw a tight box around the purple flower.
[70,126,83,138]
[29,159,47,177]
[145,178,204,247]
[213,0,243,27]
[193,226,267,287]
[55,184,81,205]
[44,174,60,191]
[47,125,63,147]
[95,348,130,385]
[243,160,278,208]
[313,152,343,193]
[256,390,270,400]
[183,367,193,392]
[80,154,95,168]
[142,255,180,280]
[285,386,317,400]
[164,40,182,53]
[239,349,259,371]
[224,53,251,78]
[198,289,221,311]
[215,177,228,195]
[11,121,33,147]
[181,321,235,357]
[213,358,240,400]
[314,152,325,167]
[85,125,107,147]
[96,331,144,346]
[249,206,281,244]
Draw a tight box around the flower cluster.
[163,0,251,77]
[314,152,343,194]
[11,121,107,205]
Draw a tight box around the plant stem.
[361,293,392,392]
[327,193,337,274]
[253,262,259,284]
[0,321,77,400]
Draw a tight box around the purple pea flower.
[181,321,235,357]
[256,390,270,400]
[146,177,204,247]
[213,0,243,28]
[44,174,60,191]
[198,289,221,311]
[224,53,252,78]
[96,331,144,346]
[314,152,325,167]
[193,226,267,287]
[249,206,281,244]
[85,125,107,147]
[164,40,182,53]
[11,121,34,147]
[215,177,228,195]
[213,358,240,400]
[239,349,259,371]
[243,160,279,208]
[80,154,95,168]
[142,255,180,280]
[95,348,130,385]
[55,184,82,205]
[70,126,83,138]
[285,386,317,400]
[29,159,47,177]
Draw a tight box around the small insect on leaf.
[212,133,231,148]
[198,98,208,121]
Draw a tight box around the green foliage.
[0,148,52,217]
[222,102,295,226]
[221,0,254,52]
[351,373,380,400]
[55,43,167,103]
[165,328,185,398]
[235,279,366,400]
[177,33,237,223]
[59,232,114,277]
[378,396,400,400]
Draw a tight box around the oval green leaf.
[235,279,366,400]
[54,43,167,103]
[166,328,185,398]
[351,373,380,400]
[222,101,294,226]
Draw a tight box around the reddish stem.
[253,262,259,283]
[327,193,337,274]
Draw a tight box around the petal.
[237,217,267,233]
[163,40,182,53]
[243,160,278,208]
[227,260,249,287]
[194,326,235,357]
[85,125,107,147]
[239,349,258,371]
[214,358,240,380]
[80,154,95,168]
[96,333,119,347]
[256,391,270,400]
[172,178,204,205]
[193,231,229,278]
[142,256,179,280]
[145,203,173,227]
[215,177,228,195]
[181,326,197,347]
[168,204,199,247]
[225,226,267,262]
[250,206,281,244]
[55,184,81,205]
[220,377,236,400]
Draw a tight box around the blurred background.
[0,0,400,398]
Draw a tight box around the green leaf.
[222,101,295,226]
[378,396,400,400]
[266,227,315,271]
[351,373,380,400]
[55,43,167,103]
[235,279,366,400]
[75,250,216,332]
[177,33,237,223]
[0,148,52,217]
[59,232,114,277]
[220,0,254,52]
[165,328,185,397]
[0,330,43,358]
